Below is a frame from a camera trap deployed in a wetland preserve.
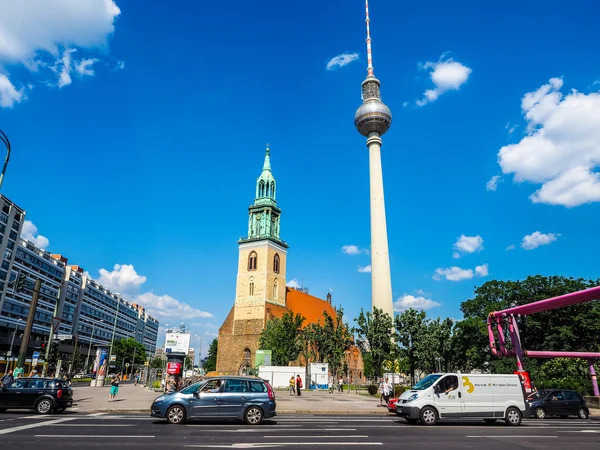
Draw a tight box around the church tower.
[233,145,288,332]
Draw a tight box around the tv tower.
[354,0,394,319]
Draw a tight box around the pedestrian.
[382,377,392,406]
[109,372,121,402]
[378,379,384,405]
[295,374,302,396]
[134,372,140,386]
[29,369,39,378]
[338,376,343,393]
[289,376,295,395]
[0,369,14,388]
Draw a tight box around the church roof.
[266,287,336,327]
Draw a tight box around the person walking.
[109,373,121,402]
[289,376,295,395]
[1,369,14,387]
[382,377,392,406]
[338,376,343,393]
[295,374,302,396]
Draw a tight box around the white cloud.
[434,263,489,281]
[358,265,372,273]
[506,244,516,251]
[394,294,441,312]
[342,245,368,255]
[96,264,147,293]
[521,231,560,250]
[0,0,121,106]
[497,77,600,207]
[0,73,24,107]
[286,279,301,289]
[453,235,484,257]
[417,54,472,106]
[20,220,49,250]
[326,52,359,71]
[486,175,503,192]
[75,57,98,76]
[475,264,489,277]
[132,292,213,322]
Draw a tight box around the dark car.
[0,377,73,414]
[528,389,589,419]
[151,376,277,425]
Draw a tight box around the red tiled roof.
[266,288,336,327]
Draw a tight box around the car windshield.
[527,390,550,400]
[411,374,442,391]
[180,382,202,395]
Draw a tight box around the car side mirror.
[433,385,440,394]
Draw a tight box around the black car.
[527,389,589,419]
[0,377,73,414]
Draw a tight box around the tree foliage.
[353,308,394,378]
[112,338,147,372]
[204,338,218,372]
[259,311,305,366]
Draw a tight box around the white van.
[395,373,528,426]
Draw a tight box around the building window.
[248,251,257,271]
[244,348,251,360]
[249,277,255,296]
[270,182,275,198]
[258,180,265,197]
[273,278,278,299]
[273,254,280,273]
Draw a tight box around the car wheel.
[36,399,53,415]
[419,407,438,426]
[166,405,186,424]
[505,407,522,426]
[405,418,418,425]
[244,406,263,425]
[484,419,497,424]
[578,408,589,419]
[534,407,546,419]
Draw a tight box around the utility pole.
[107,301,120,384]
[84,322,97,373]
[4,319,22,375]
[16,279,42,373]
[69,334,79,375]
[42,298,61,377]
[131,346,137,380]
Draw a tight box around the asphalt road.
[0,412,598,449]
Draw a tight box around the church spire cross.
[263,143,271,172]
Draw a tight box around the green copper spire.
[239,145,288,248]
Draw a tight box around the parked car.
[527,389,589,419]
[395,373,528,426]
[151,376,277,425]
[387,397,398,413]
[0,377,73,414]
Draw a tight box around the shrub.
[394,385,411,397]
[367,384,378,396]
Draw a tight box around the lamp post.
[4,319,22,375]
[106,301,120,385]
[194,334,203,368]
[0,129,11,191]
[84,321,98,373]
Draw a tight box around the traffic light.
[40,343,46,350]
[16,273,27,292]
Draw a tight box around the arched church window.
[249,277,255,296]
[273,254,280,273]
[271,182,275,198]
[244,348,251,360]
[273,278,278,299]
[265,182,270,197]
[248,251,257,271]
[259,181,265,197]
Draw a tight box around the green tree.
[353,308,394,378]
[259,311,305,366]
[112,338,147,372]
[394,309,428,382]
[362,351,374,379]
[184,356,193,370]
[204,338,218,372]
[150,357,165,369]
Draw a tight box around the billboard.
[165,332,191,354]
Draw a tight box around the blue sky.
[1,0,599,352]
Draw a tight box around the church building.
[216,146,364,379]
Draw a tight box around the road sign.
[125,363,130,368]
[32,351,40,359]
[110,355,116,362]
[144,361,149,366]
[54,334,73,341]
[6,350,11,357]
[51,316,61,332]
[32,358,38,366]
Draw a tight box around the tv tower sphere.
[354,79,392,137]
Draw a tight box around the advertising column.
[91,347,108,387]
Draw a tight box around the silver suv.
[151,376,277,425]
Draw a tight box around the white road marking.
[34,435,155,438]
[558,430,599,433]
[86,412,107,417]
[185,444,383,448]
[467,436,558,438]
[0,418,77,435]
[51,424,134,427]
[263,435,368,438]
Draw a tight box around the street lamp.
[84,320,104,373]
[0,129,11,191]
[194,334,203,368]
[4,318,22,375]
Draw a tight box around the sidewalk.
[71,383,388,414]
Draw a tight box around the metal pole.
[42,301,61,377]
[5,320,22,375]
[0,129,11,191]
[84,322,96,373]
[107,302,120,383]
[590,361,599,397]
[131,346,137,380]
[16,279,42,370]
[69,334,79,375]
